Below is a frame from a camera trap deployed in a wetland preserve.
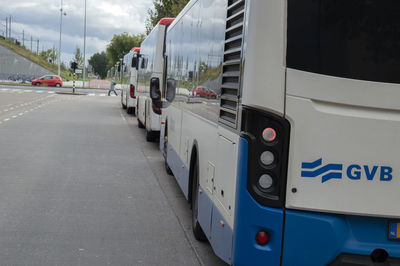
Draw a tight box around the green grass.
[0,39,71,80]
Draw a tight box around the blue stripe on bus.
[166,142,189,199]
[233,137,284,266]
[282,210,400,265]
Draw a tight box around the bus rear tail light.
[256,231,270,246]
[262,128,276,142]
[241,107,290,208]
[152,104,162,115]
[130,84,136,98]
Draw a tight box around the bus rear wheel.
[163,133,173,175]
[137,119,144,128]
[127,107,135,115]
[191,159,207,241]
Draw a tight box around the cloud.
[1,0,153,63]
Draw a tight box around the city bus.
[121,47,140,114]
[150,0,400,265]
[137,18,174,141]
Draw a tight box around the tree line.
[87,0,189,79]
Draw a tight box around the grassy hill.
[0,38,71,80]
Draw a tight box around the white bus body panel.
[285,69,400,218]
[126,68,138,109]
[166,103,238,228]
[241,0,286,115]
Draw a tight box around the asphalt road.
[0,87,227,266]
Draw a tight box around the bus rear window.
[287,0,400,84]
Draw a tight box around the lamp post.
[82,0,87,88]
[58,0,66,77]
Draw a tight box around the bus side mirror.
[150,77,161,102]
[166,78,176,102]
[132,56,138,68]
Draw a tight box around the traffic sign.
[75,69,83,74]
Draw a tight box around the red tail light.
[130,84,136,98]
[152,104,162,115]
[255,231,270,246]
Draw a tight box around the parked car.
[193,86,208,97]
[206,88,217,99]
[32,75,63,87]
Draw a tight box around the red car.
[32,75,63,87]
[206,88,217,99]
[193,86,208,97]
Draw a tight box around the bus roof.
[159,18,174,26]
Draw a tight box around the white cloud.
[0,0,153,63]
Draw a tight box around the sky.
[0,0,153,65]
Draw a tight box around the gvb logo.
[301,158,393,183]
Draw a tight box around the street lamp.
[82,0,87,88]
[58,0,67,77]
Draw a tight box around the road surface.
[0,86,227,266]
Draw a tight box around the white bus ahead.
[121,47,140,115]
[149,0,400,265]
[137,18,174,141]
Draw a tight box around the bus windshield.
[287,0,400,84]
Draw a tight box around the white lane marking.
[3,118,9,121]
[4,109,8,112]
[19,113,23,116]
[99,94,106,97]
[88,93,95,96]
[48,91,55,94]
[12,115,17,118]
[25,90,32,92]
[36,91,43,93]
[120,113,126,122]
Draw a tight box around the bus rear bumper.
[233,137,400,265]
[282,210,400,266]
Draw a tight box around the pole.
[58,0,63,76]
[22,30,24,47]
[5,18,7,39]
[9,16,11,39]
[30,36,32,51]
[37,40,39,54]
[82,0,87,88]
[73,72,76,93]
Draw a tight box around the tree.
[106,33,145,66]
[74,47,84,68]
[40,47,58,63]
[145,0,189,34]
[88,52,108,79]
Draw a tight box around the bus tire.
[121,95,127,109]
[191,159,207,241]
[138,119,144,128]
[127,107,135,114]
[146,130,154,142]
[163,129,173,175]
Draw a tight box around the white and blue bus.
[137,18,174,141]
[121,47,140,115]
[148,0,400,265]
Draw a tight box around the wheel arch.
[188,140,199,205]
